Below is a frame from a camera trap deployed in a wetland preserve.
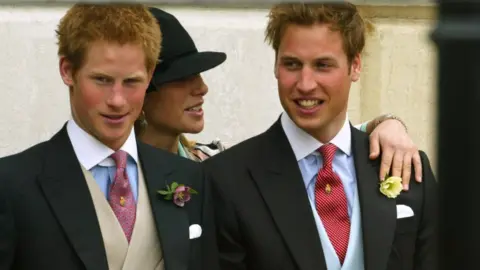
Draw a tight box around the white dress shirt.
[66,119,139,201]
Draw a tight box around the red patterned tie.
[315,143,350,264]
[109,150,136,242]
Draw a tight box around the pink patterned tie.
[315,143,350,264]
[109,150,136,242]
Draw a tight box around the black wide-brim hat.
[148,7,227,91]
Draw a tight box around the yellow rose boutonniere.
[379,175,402,199]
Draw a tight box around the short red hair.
[56,4,162,75]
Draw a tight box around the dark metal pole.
[431,1,480,269]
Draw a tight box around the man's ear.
[59,56,74,87]
[350,54,361,82]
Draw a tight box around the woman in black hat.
[135,7,227,161]
[136,7,422,183]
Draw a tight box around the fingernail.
[403,184,409,191]
[417,177,422,182]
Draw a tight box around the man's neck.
[66,119,139,170]
[309,112,347,143]
[139,126,179,154]
[71,117,130,151]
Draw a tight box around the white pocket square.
[396,204,414,219]
[189,224,202,239]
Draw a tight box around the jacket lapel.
[37,126,108,270]
[351,126,396,270]
[248,120,327,270]
[138,142,190,270]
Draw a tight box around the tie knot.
[111,150,128,169]
[318,143,337,168]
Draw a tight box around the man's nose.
[297,68,317,93]
[106,83,127,108]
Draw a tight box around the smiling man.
[0,4,218,270]
[204,2,437,270]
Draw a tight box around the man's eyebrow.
[279,56,336,62]
[279,56,299,61]
[124,75,147,81]
[88,71,147,81]
[313,56,336,62]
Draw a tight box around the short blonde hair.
[265,2,371,63]
[56,4,161,75]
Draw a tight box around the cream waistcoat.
[82,164,164,270]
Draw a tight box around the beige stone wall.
[358,5,437,168]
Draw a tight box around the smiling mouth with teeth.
[297,100,324,108]
[186,105,202,112]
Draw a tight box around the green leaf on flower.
[158,190,170,195]
[170,182,179,191]
[189,188,198,194]
[164,194,173,200]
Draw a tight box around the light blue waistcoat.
[310,183,365,270]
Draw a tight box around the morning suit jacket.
[203,118,437,270]
[0,125,219,270]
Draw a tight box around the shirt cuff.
[355,121,369,132]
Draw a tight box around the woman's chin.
[182,123,204,135]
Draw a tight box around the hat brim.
[152,51,226,87]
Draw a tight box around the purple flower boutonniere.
[157,182,198,207]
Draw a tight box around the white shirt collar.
[281,111,352,161]
[66,119,139,170]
